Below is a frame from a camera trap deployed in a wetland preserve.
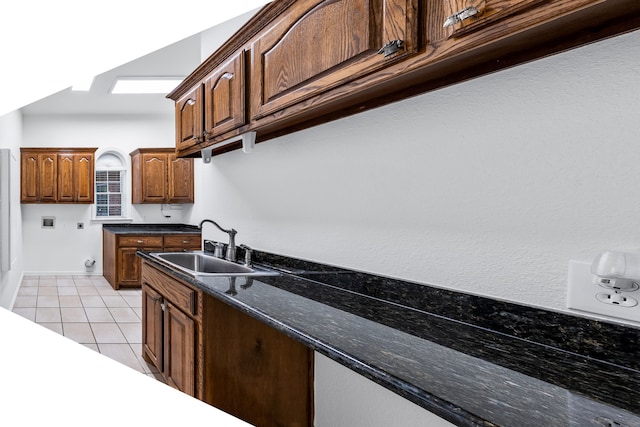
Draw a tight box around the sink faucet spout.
[199,219,238,262]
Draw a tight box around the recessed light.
[110,77,184,94]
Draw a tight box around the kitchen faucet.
[199,219,237,262]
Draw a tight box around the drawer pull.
[183,240,190,244]
[377,39,404,58]
[137,240,144,244]
[444,6,480,27]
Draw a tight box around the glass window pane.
[95,168,124,218]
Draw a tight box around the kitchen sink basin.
[150,251,279,277]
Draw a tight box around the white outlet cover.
[567,260,640,325]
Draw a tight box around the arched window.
[94,149,128,220]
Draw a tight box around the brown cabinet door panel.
[167,155,194,204]
[74,154,94,202]
[164,303,196,396]
[251,0,418,120]
[21,153,39,202]
[142,284,164,371]
[141,153,168,203]
[119,247,142,286]
[204,51,246,138]
[38,153,57,202]
[207,296,313,426]
[175,85,203,151]
[57,154,75,202]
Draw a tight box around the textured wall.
[193,29,640,314]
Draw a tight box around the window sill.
[91,217,134,224]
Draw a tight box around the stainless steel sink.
[150,251,279,277]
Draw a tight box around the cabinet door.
[443,0,548,38]
[164,302,196,396]
[203,51,246,139]
[118,247,143,287]
[141,153,168,203]
[57,154,75,202]
[207,296,313,426]
[74,153,94,203]
[167,154,194,204]
[20,152,39,202]
[250,0,418,120]
[142,284,164,371]
[38,153,58,202]
[175,85,204,152]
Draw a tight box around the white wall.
[20,114,193,274]
[194,29,640,314]
[314,352,455,427]
[0,111,25,308]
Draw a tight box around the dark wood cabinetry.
[175,86,204,152]
[20,148,96,203]
[204,51,246,138]
[130,148,194,204]
[141,260,314,426]
[103,230,200,290]
[168,0,640,158]
[250,0,418,120]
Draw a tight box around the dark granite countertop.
[103,223,201,235]
[137,245,640,427]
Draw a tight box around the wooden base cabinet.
[103,230,200,290]
[141,261,314,427]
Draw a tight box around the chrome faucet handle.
[213,242,225,258]
[238,244,253,267]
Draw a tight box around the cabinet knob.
[186,98,196,106]
[137,240,144,244]
[443,6,480,27]
[377,40,404,58]
[221,72,234,80]
[182,240,190,244]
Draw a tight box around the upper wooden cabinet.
[167,0,640,158]
[204,51,247,138]
[250,0,418,120]
[175,85,203,152]
[58,152,94,203]
[130,148,194,204]
[20,148,96,204]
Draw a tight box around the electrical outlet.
[567,261,640,324]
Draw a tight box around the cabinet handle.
[182,240,190,244]
[377,40,404,58]
[443,6,480,27]
[137,240,144,244]
[186,98,196,106]
[221,72,234,80]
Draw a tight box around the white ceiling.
[20,32,203,116]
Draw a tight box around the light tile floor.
[12,274,164,382]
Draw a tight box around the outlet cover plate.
[567,260,640,324]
